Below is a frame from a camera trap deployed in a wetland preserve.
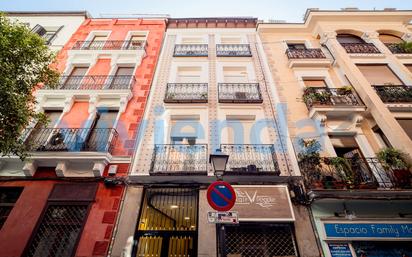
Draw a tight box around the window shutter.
[357,65,403,86]
[31,24,46,36]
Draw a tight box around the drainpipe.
[307,202,326,257]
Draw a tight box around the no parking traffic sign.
[206,181,236,211]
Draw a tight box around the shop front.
[216,185,299,257]
[312,200,412,257]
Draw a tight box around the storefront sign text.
[325,223,412,239]
[328,243,353,257]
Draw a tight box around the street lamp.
[209,149,229,180]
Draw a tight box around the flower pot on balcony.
[358,182,376,189]
[393,169,412,189]
[312,180,324,189]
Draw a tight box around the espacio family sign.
[324,223,412,239]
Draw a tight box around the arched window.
[336,34,365,44]
[379,34,403,44]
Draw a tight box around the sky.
[1,0,412,22]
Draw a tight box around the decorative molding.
[55,161,68,177]
[402,33,412,42]
[22,161,37,177]
[320,31,337,44]
[362,31,379,42]
[92,161,105,177]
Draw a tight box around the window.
[225,115,256,144]
[170,116,200,144]
[31,25,63,45]
[127,35,146,49]
[223,66,248,83]
[86,110,118,151]
[109,66,134,89]
[24,184,96,257]
[357,64,404,86]
[373,126,391,148]
[218,223,298,257]
[303,78,327,87]
[134,188,198,257]
[26,110,62,148]
[396,119,412,141]
[221,37,242,44]
[337,34,364,44]
[176,67,202,83]
[62,66,89,89]
[379,34,403,44]
[181,37,204,44]
[329,135,364,158]
[287,43,306,50]
[0,187,23,230]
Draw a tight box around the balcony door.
[27,110,62,151]
[356,64,404,86]
[62,67,88,90]
[108,67,134,89]
[85,110,118,152]
[87,35,108,49]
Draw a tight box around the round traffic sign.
[207,181,236,211]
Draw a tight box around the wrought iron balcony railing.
[71,40,146,50]
[173,44,208,57]
[24,128,118,153]
[384,43,412,54]
[221,144,280,175]
[299,157,412,190]
[43,75,136,90]
[164,83,208,103]
[340,43,381,54]
[303,87,363,109]
[374,85,412,103]
[150,144,208,175]
[286,48,326,59]
[218,83,263,103]
[216,44,252,57]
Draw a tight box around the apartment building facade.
[111,17,321,257]
[258,9,412,257]
[0,15,165,257]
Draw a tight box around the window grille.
[0,187,23,229]
[220,223,298,257]
[25,204,88,257]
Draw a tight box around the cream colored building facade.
[258,9,412,257]
[113,18,320,257]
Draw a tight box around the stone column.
[319,30,412,159]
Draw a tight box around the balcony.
[220,144,280,175]
[164,83,208,103]
[286,48,332,68]
[43,75,136,90]
[71,40,146,50]
[340,43,381,54]
[303,87,365,121]
[150,144,208,175]
[218,83,263,103]
[25,128,118,153]
[173,44,208,57]
[216,44,252,57]
[374,85,412,103]
[299,157,412,191]
[385,43,412,55]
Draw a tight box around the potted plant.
[337,85,353,95]
[328,157,355,189]
[297,138,323,189]
[377,147,411,188]
[397,41,412,54]
[303,88,332,107]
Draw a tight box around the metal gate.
[219,223,298,257]
[133,188,199,257]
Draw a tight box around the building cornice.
[5,11,92,18]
